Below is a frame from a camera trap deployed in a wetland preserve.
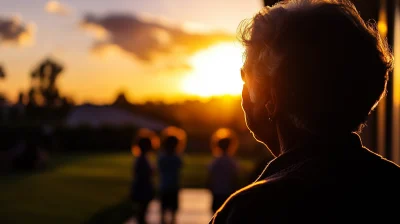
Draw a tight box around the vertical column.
[391,0,400,164]
[385,0,396,161]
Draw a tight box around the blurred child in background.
[208,128,240,213]
[130,129,158,224]
[158,126,186,224]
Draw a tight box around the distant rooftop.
[65,104,167,131]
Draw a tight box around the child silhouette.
[208,129,240,213]
[158,127,186,224]
[130,132,157,224]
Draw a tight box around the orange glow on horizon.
[181,43,244,98]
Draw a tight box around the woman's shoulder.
[210,178,293,223]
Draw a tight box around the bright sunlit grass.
[181,42,244,97]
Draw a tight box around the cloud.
[80,13,235,65]
[45,1,71,16]
[0,16,36,46]
[90,42,125,58]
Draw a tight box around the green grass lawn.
[0,152,256,224]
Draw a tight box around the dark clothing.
[158,153,183,191]
[248,158,270,184]
[160,189,179,212]
[158,152,182,212]
[208,155,239,195]
[208,155,240,213]
[131,155,154,202]
[212,193,231,213]
[210,133,400,223]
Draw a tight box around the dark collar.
[259,133,364,179]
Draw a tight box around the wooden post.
[391,0,400,164]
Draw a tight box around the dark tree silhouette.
[0,65,5,79]
[29,58,64,108]
[113,91,132,109]
[0,65,7,107]
[23,58,73,124]
[17,92,24,104]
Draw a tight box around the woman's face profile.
[241,59,280,156]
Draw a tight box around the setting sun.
[181,43,244,97]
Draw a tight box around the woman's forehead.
[242,46,260,72]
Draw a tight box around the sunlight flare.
[181,43,244,97]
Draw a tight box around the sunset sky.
[0,0,262,104]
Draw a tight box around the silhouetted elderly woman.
[210,0,400,223]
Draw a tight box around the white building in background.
[64,104,167,131]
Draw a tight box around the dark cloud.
[0,16,35,46]
[80,13,235,62]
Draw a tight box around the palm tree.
[30,58,64,108]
